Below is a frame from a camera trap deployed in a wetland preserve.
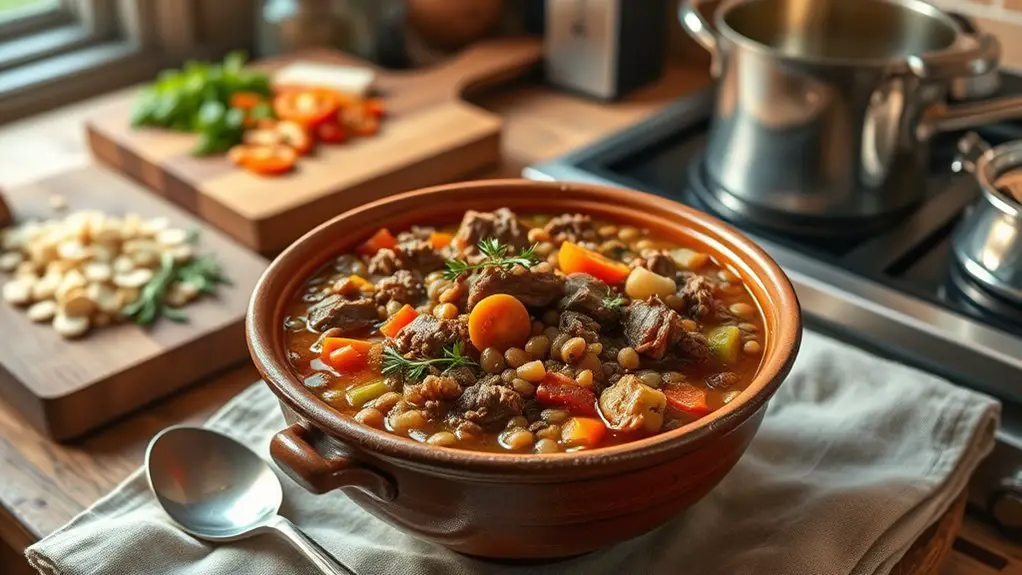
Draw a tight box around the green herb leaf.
[603,294,628,309]
[381,341,477,382]
[443,239,540,281]
[121,244,229,327]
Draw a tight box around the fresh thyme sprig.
[381,341,477,381]
[603,294,627,309]
[121,250,230,326]
[443,238,540,280]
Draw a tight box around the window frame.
[0,0,256,125]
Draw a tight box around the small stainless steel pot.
[952,132,1022,304]
[680,0,1022,231]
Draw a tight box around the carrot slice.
[320,337,374,359]
[558,241,631,284]
[230,91,263,110]
[468,294,530,351]
[663,383,712,416]
[356,228,398,257]
[561,417,606,448]
[380,304,418,338]
[429,232,453,249]
[325,345,367,372]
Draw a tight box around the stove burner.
[945,261,1022,324]
[687,152,917,239]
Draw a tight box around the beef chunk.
[393,314,469,358]
[455,375,523,430]
[544,213,598,243]
[453,208,527,252]
[467,266,564,309]
[679,273,723,320]
[443,365,477,388]
[375,270,426,306]
[307,295,379,333]
[559,273,621,323]
[706,371,740,390]
[678,331,713,364]
[638,250,678,278]
[559,311,600,343]
[623,296,683,359]
[405,375,464,403]
[368,240,445,276]
[396,225,435,243]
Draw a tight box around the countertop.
[0,62,1017,575]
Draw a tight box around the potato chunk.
[599,374,667,433]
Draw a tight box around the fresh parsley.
[381,341,477,381]
[443,238,540,280]
[603,294,628,309]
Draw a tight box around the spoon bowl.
[146,426,354,574]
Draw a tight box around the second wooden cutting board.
[85,38,542,255]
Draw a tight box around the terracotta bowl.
[247,179,802,559]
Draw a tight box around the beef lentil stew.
[284,209,765,453]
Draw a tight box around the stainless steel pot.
[680,0,1022,232]
[952,132,1022,304]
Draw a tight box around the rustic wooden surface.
[84,38,543,254]
[0,168,268,441]
[0,60,1014,574]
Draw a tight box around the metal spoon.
[146,426,355,575]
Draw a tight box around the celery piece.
[707,325,742,365]
[345,380,389,409]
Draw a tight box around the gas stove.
[525,77,1022,536]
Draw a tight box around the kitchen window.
[0,0,255,124]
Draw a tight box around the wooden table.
[0,62,1018,575]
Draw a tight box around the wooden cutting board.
[85,38,543,255]
[0,167,267,440]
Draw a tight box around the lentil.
[525,335,551,358]
[561,336,587,363]
[390,409,427,433]
[505,347,531,368]
[355,407,384,428]
[576,369,594,388]
[730,302,756,318]
[535,424,561,440]
[502,429,535,451]
[681,319,699,332]
[617,347,640,370]
[534,438,561,453]
[743,340,762,355]
[426,431,457,446]
[511,378,536,397]
[618,226,641,241]
[433,302,458,319]
[481,347,506,374]
[541,408,570,424]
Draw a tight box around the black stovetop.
[526,75,1022,408]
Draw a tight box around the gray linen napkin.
[25,330,1000,575]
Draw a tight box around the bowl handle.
[270,422,397,501]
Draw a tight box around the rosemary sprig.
[603,294,627,309]
[381,341,477,381]
[121,250,230,326]
[443,238,540,280]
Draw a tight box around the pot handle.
[270,422,397,501]
[951,131,991,175]
[917,96,1022,139]
[678,0,721,76]
[908,32,1000,80]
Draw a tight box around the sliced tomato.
[316,120,348,144]
[536,380,597,416]
[363,98,385,118]
[229,144,297,176]
[276,120,314,155]
[273,89,340,128]
[341,105,380,137]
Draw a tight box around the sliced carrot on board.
[380,304,418,338]
[558,241,631,284]
[356,228,398,257]
[230,91,264,110]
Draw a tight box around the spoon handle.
[269,515,356,575]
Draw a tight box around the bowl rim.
[247,179,802,475]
